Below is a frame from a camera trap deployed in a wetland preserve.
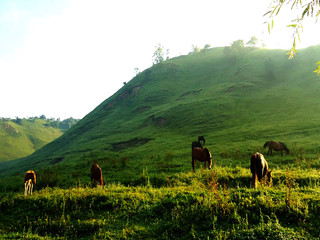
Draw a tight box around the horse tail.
[263,141,269,149]
[204,148,209,157]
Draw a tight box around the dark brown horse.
[263,141,290,156]
[24,170,36,197]
[250,152,272,188]
[90,164,103,186]
[192,147,212,172]
[198,136,205,145]
[191,136,206,150]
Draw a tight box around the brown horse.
[263,141,290,156]
[90,163,103,186]
[24,170,36,197]
[192,147,212,172]
[191,136,206,150]
[250,152,272,188]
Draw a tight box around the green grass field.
[1,45,320,238]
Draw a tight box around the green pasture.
[1,45,320,238]
[1,167,320,239]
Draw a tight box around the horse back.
[90,163,103,185]
[24,170,36,184]
[250,153,265,180]
[192,148,211,161]
[192,141,202,150]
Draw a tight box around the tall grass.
[1,170,320,239]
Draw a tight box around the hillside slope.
[0,118,63,161]
[1,46,320,185]
[0,118,79,162]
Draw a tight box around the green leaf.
[276,5,282,15]
[263,10,272,17]
[297,31,301,42]
[302,5,310,17]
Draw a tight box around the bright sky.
[0,0,319,120]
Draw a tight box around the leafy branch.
[265,0,320,75]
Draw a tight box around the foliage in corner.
[265,0,320,74]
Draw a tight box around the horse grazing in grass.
[192,147,212,172]
[90,163,103,186]
[263,141,290,156]
[24,170,36,197]
[250,152,272,188]
[191,136,206,150]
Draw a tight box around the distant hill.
[1,45,320,186]
[0,117,79,162]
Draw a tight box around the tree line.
[151,36,260,66]
[0,116,79,130]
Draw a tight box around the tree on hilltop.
[152,44,169,65]
[246,36,258,48]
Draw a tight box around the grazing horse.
[191,136,206,150]
[90,163,103,186]
[250,152,272,188]
[24,170,36,197]
[198,136,205,145]
[192,147,212,172]
[263,141,290,156]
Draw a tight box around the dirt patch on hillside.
[226,86,236,93]
[111,138,154,151]
[2,123,20,136]
[133,106,152,114]
[146,115,167,126]
[177,89,203,100]
[104,85,141,110]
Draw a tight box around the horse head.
[198,136,206,145]
[280,142,290,155]
[266,170,272,185]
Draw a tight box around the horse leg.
[281,150,283,156]
[24,182,27,197]
[252,172,257,188]
[204,161,206,169]
[30,183,33,195]
[192,158,196,172]
[27,181,31,195]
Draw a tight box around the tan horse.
[24,170,36,197]
[192,147,212,172]
[250,152,272,188]
[263,141,290,156]
[90,164,103,186]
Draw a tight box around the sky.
[0,0,319,120]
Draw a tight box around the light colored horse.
[24,170,36,197]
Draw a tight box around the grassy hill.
[1,45,320,238]
[0,118,62,162]
[1,45,320,183]
[0,117,79,162]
